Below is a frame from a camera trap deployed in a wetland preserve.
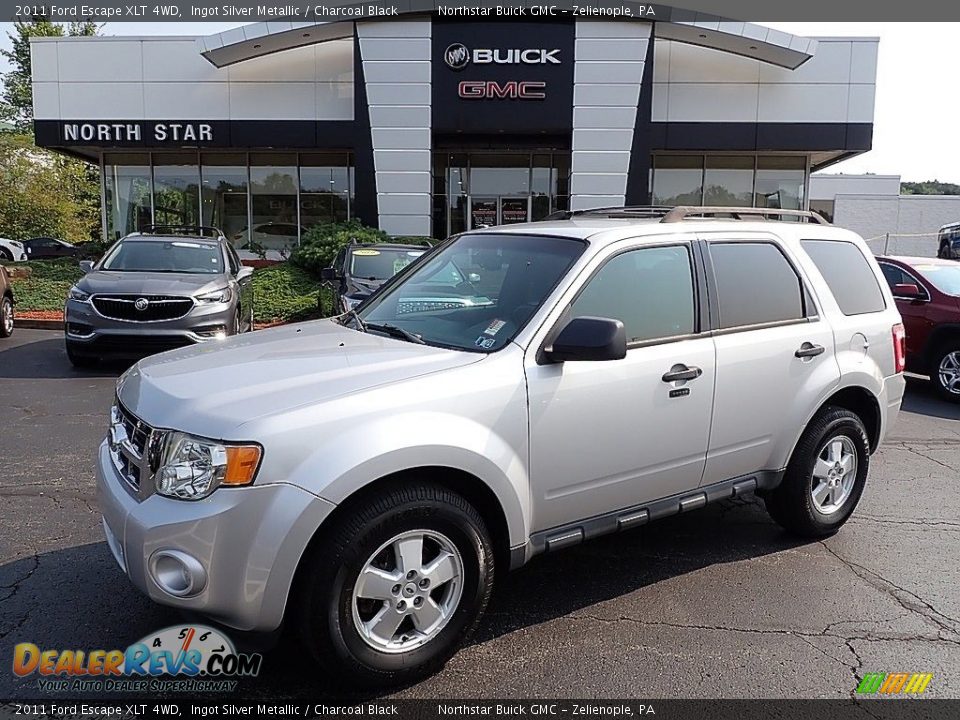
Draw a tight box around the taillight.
[892,323,906,373]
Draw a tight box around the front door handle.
[795,343,826,358]
[662,365,703,383]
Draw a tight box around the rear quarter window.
[801,239,887,316]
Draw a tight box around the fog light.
[149,549,207,597]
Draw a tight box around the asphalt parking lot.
[1,328,959,700]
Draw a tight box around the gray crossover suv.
[65,229,254,366]
[96,207,905,686]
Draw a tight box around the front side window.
[358,234,585,352]
[710,242,805,329]
[569,245,697,344]
[100,240,223,274]
[801,240,886,315]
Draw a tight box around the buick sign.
[444,44,561,70]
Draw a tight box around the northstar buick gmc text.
[97,207,905,686]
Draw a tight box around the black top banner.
[1,1,960,22]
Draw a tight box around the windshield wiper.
[342,308,367,332]
[366,322,426,345]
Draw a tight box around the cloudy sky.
[1,21,956,183]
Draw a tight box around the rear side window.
[709,242,805,329]
[801,240,886,315]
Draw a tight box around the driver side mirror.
[236,266,254,281]
[893,283,923,299]
[543,316,627,363]
[79,260,94,274]
[320,267,339,282]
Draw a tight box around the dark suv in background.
[877,256,960,401]
[937,222,960,260]
[322,241,429,314]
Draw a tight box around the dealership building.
[29,11,879,246]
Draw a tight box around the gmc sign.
[458,80,547,99]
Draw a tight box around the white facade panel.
[377,193,432,216]
[666,83,759,122]
[315,83,354,120]
[368,105,431,128]
[59,83,144,119]
[572,129,635,152]
[228,45,318,82]
[847,83,877,124]
[361,61,431,84]
[572,84,641,107]
[849,41,880,85]
[142,40,223,82]
[315,39,355,81]
[144,82,230,120]
[570,173,629,196]
[665,41,760,83]
[374,171,431,194]
[58,41,143,82]
[31,82,60,120]
[229,82,316,120]
[757,83,849,122]
[571,151,631,174]
[570,195,628,211]
[29,41,58,82]
[652,40,670,82]
[758,40,851,84]
[370,128,430,150]
[355,20,432,38]
[574,61,645,85]
[373,150,432,173]
[651,82,668,122]
[573,107,639,130]
[365,83,431,106]
[574,22,650,39]
[574,39,648,62]
[358,39,431,61]
[378,214,431,236]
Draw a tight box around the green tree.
[1,18,98,129]
[901,180,960,196]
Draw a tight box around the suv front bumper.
[95,439,336,631]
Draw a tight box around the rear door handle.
[662,365,703,383]
[795,343,826,358]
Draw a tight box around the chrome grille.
[110,401,158,495]
[92,295,193,322]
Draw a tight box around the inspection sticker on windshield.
[484,319,507,336]
[352,249,380,256]
[475,336,496,349]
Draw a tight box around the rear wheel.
[933,343,960,402]
[0,295,13,337]
[0,248,12,261]
[764,407,870,538]
[295,482,494,687]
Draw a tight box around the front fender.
[281,411,531,549]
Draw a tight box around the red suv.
[876,256,960,401]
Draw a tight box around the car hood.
[77,271,227,296]
[117,319,483,437]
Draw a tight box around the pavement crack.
[0,554,39,590]
[902,444,960,474]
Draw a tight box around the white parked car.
[0,238,27,262]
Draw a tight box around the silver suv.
[96,207,905,686]
[65,227,254,366]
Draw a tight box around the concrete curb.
[16,319,64,331]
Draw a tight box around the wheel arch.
[812,386,882,453]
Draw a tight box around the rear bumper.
[65,298,236,355]
[877,373,906,447]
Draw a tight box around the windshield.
[349,248,426,281]
[917,264,960,296]
[358,233,585,352]
[100,240,223,274]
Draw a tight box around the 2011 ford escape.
[96,207,905,686]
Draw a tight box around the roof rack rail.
[142,224,224,237]
[545,205,675,220]
[660,206,829,225]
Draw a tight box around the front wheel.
[764,407,870,538]
[295,482,494,687]
[0,295,13,338]
[933,344,960,402]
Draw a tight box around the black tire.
[296,482,494,687]
[0,295,13,338]
[764,406,870,538]
[65,342,97,368]
[0,248,12,261]
[931,342,960,403]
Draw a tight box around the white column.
[357,20,432,237]
[570,21,651,211]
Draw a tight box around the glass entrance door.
[468,196,531,229]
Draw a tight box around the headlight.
[10,241,23,249]
[196,287,233,304]
[68,286,90,303]
[154,432,262,501]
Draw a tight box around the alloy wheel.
[351,529,464,654]
[810,435,857,515]
[1,298,12,335]
[938,351,960,396]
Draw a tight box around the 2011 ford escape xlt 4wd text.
[97,207,906,686]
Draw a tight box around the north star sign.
[62,122,213,143]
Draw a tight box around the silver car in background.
[65,230,254,367]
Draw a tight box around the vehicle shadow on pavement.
[0,499,802,700]
[0,336,128,379]
[902,375,960,421]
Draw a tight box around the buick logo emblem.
[444,43,470,70]
[134,298,149,311]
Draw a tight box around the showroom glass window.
[103,153,151,242]
[201,153,249,247]
[570,246,697,344]
[704,156,754,207]
[153,152,201,228]
[755,156,806,210]
[250,153,299,254]
[651,156,704,206]
[300,152,352,230]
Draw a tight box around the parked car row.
[0,236,83,261]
